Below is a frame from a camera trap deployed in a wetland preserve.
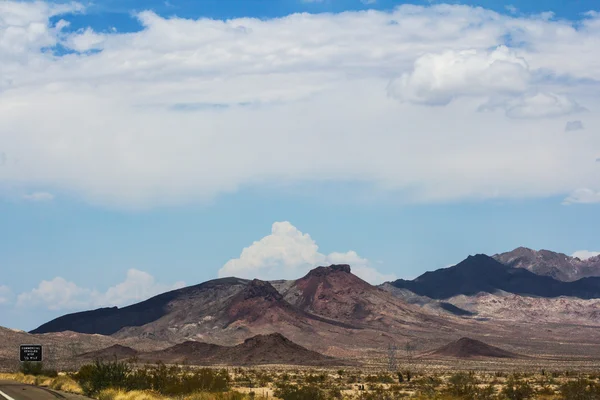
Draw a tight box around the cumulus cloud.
[563,188,600,205]
[388,46,530,106]
[0,2,600,208]
[22,192,54,202]
[565,120,584,132]
[218,221,395,284]
[16,269,185,311]
[0,285,12,305]
[572,250,600,260]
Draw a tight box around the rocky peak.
[240,279,283,302]
[304,264,352,278]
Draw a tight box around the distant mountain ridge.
[31,265,457,359]
[388,254,600,300]
[493,247,600,282]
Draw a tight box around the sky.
[0,0,599,331]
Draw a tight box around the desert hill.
[76,344,138,361]
[139,333,341,366]
[0,326,163,371]
[426,337,519,359]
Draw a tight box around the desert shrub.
[355,384,406,400]
[559,378,600,400]
[501,376,534,400]
[304,373,327,384]
[74,359,131,395]
[273,384,327,400]
[19,362,57,377]
[446,372,478,397]
[74,360,230,396]
[365,373,394,384]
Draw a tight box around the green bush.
[273,384,327,400]
[446,372,477,397]
[74,359,130,395]
[73,359,230,396]
[559,378,600,400]
[501,376,534,400]
[20,362,58,377]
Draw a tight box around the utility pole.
[387,343,397,372]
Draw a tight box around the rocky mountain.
[29,265,464,358]
[138,333,341,366]
[387,254,600,299]
[31,277,250,336]
[494,247,600,282]
[447,292,600,325]
[274,264,446,330]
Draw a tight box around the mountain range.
[387,254,600,299]
[3,246,600,369]
[493,247,600,282]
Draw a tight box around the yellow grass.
[0,373,83,395]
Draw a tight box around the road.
[0,381,67,400]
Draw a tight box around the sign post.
[20,345,43,362]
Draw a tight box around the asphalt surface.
[0,381,66,400]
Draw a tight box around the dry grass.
[96,389,264,400]
[0,373,83,395]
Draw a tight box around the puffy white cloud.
[64,28,106,52]
[22,191,54,201]
[16,269,185,310]
[388,46,530,106]
[0,285,12,305]
[0,2,600,208]
[17,277,92,310]
[565,120,584,132]
[572,250,600,260]
[101,269,185,307]
[563,189,600,205]
[219,221,395,284]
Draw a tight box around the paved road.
[0,381,65,400]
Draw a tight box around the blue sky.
[1,0,599,330]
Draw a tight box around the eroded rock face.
[240,279,284,302]
[303,264,352,278]
[494,247,600,282]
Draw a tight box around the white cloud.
[388,46,530,106]
[499,92,584,119]
[0,285,12,305]
[563,188,600,205]
[0,3,600,208]
[16,269,185,310]
[361,0,377,4]
[572,250,600,260]
[64,27,106,52]
[22,192,54,201]
[218,221,395,284]
[565,120,584,132]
